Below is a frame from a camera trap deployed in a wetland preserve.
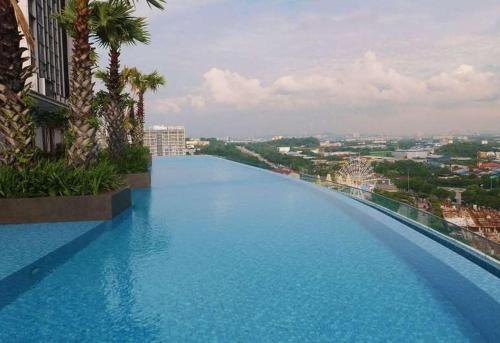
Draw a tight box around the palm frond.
[118,0,166,10]
[94,69,109,84]
[91,0,150,49]
[11,0,35,49]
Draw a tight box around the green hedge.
[102,145,151,174]
[0,160,123,198]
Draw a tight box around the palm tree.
[0,0,36,168]
[123,68,165,146]
[54,0,97,166]
[94,69,136,144]
[57,0,164,166]
[92,1,149,159]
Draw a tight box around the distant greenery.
[374,189,416,206]
[102,145,151,174]
[463,185,500,210]
[199,139,340,175]
[373,159,500,211]
[246,142,314,172]
[266,137,320,148]
[437,142,497,158]
[369,150,392,157]
[397,139,418,150]
[374,160,446,179]
[0,160,123,198]
[199,140,270,169]
[245,141,341,176]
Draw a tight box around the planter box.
[124,171,151,188]
[0,188,131,224]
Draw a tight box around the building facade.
[144,126,186,157]
[19,0,71,152]
[393,149,431,160]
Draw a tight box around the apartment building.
[19,0,71,152]
[144,126,186,157]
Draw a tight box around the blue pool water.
[1,156,499,342]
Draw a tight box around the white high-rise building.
[144,126,186,156]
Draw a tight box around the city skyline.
[110,0,500,137]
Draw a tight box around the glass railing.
[300,174,500,262]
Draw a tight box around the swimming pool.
[1,156,499,342]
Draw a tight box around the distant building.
[185,138,210,155]
[438,137,454,145]
[442,205,500,243]
[278,147,291,154]
[320,141,343,148]
[144,126,186,156]
[322,151,355,158]
[393,149,430,160]
[186,139,209,147]
[478,162,500,170]
[478,151,498,161]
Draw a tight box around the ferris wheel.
[336,157,378,191]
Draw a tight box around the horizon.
[109,0,500,137]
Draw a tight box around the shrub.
[0,160,123,198]
[102,145,151,174]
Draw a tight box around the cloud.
[153,95,207,114]
[153,98,183,113]
[152,51,500,114]
[202,68,269,107]
[427,64,498,102]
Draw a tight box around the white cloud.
[153,95,206,114]
[188,95,207,109]
[202,68,269,107]
[153,52,499,114]
[153,98,183,113]
[427,64,498,102]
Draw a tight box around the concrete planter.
[124,171,151,188]
[0,188,131,224]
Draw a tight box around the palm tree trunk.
[105,47,126,159]
[67,0,96,167]
[128,103,137,144]
[0,0,35,168]
[132,92,145,146]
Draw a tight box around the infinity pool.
[1,156,499,342]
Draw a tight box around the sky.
[109,0,500,137]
